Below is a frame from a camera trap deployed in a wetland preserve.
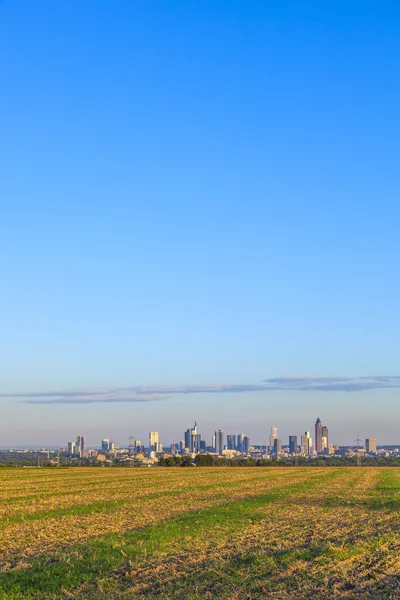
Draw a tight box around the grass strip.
[0,470,342,598]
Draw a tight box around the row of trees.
[158,455,400,467]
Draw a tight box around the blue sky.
[1,1,399,447]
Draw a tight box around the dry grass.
[0,467,399,598]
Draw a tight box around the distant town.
[1,417,396,467]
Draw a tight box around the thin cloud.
[132,384,269,394]
[24,394,168,405]
[0,375,398,405]
[263,376,400,392]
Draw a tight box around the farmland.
[0,468,400,599]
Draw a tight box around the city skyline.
[61,419,381,461]
[29,417,383,452]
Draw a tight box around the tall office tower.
[192,422,201,453]
[76,435,86,458]
[300,434,308,456]
[237,433,245,453]
[242,436,250,455]
[315,418,323,453]
[101,438,110,452]
[273,438,282,455]
[215,430,224,455]
[184,428,190,450]
[194,434,202,453]
[184,422,201,452]
[135,440,142,453]
[67,441,76,455]
[322,426,329,447]
[180,440,185,451]
[365,438,377,453]
[321,436,328,451]
[307,433,313,455]
[289,435,298,454]
[149,431,159,451]
[227,435,236,450]
[269,427,277,451]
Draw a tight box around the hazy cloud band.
[0,375,399,404]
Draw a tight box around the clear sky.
[1,1,399,447]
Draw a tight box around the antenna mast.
[354,433,363,467]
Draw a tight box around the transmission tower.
[354,433,363,467]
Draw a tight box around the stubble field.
[0,467,399,599]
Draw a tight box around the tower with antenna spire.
[315,418,323,454]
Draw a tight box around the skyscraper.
[67,441,77,455]
[273,438,282,455]
[184,422,201,453]
[322,426,329,447]
[149,431,159,452]
[301,431,312,455]
[289,435,298,454]
[315,418,323,454]
[300,434,308,456]
[365,438,377,453]
[227,435,236,450]
[269,427,277,452]
[215,430,224,455]
[242,436,250,455]
[76,435,86,458]
[237,433,244,453]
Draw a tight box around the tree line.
[158,455,400,467]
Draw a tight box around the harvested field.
[1,467,400,598]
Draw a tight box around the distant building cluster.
[63,418,380,465]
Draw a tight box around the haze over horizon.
[1,1,399,447]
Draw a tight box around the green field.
[1,467,399,599]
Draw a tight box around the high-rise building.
[301,431,312,455]
[269,427,277,452]
[365,438,377,453]
[273,438,282,455]
[227,435,236,450]
[289,435,298,454]
[215,430,224,455]
[67,441,76,455]
[242,436,250,455]
[300,434,308,456]
[149,432,159,451]
[184,428,190,450]
[101,438,110,452]
[315,418,323,453]
[237,433,244,452]
[184,422,201,452]
[322,426,329,447]
[76,435,86,458]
